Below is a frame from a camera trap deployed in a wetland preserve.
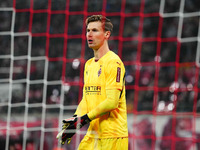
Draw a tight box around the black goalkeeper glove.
[56,114,91,145]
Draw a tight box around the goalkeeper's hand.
[56,114,91,145]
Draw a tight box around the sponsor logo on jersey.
[85,86,101,95]
[116,62,121,65]
[116,67,121,82]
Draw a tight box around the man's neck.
[93,42,110,60]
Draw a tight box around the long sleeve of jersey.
[87,89,121,120]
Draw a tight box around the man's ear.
[105,31,111,39]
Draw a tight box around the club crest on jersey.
[98,68,102,77]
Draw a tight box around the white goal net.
[0,0,200,150]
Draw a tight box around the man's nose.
[87,33,92,38]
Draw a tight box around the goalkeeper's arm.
[57,89,121,145]
[87,89,121,120]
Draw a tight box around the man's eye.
[87,29,98,32]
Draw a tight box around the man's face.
[86,21,108,50]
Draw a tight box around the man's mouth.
[88,40,93,44]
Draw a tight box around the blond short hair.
[85,15,113,32]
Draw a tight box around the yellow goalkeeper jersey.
[75,51,128,139]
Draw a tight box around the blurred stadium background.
[0,0,200,149]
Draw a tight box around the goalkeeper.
[57,15,128,150]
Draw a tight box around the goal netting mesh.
[0,0,200,149]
